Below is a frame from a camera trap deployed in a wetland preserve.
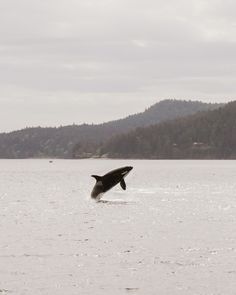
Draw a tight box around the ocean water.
[0,159,236,295]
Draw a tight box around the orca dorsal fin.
[120,179,126,190]
[91,175,102,182]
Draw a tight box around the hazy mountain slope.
[100,99,221,130]
[0,100,221,158]
[100,101,236,159]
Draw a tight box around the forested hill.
[100,101,236,159]
[0,99,221,158]
[96,99,221,130]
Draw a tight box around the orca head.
[121,166,133,177]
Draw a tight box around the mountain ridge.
[0,99,222,158]
[100,101,236,159]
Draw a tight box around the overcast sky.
[0,0,235,132]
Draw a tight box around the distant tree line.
[0,99,222,158]
[99,101,236,159]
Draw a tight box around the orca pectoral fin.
[120,179,126,190]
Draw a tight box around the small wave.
[97,199,135,205]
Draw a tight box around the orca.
[91,166,133,201]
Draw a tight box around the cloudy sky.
[0,0,235,132]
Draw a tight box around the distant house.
[192,142,204,147]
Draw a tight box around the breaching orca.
[91,166,133,201]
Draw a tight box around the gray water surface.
[0,160,236,295]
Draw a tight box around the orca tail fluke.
[91,175,103,182]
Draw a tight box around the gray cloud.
[0,0,236,131]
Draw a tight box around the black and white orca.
[91,166,133,201]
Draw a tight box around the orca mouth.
[122,166,133,177]
[123,166,133,172]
